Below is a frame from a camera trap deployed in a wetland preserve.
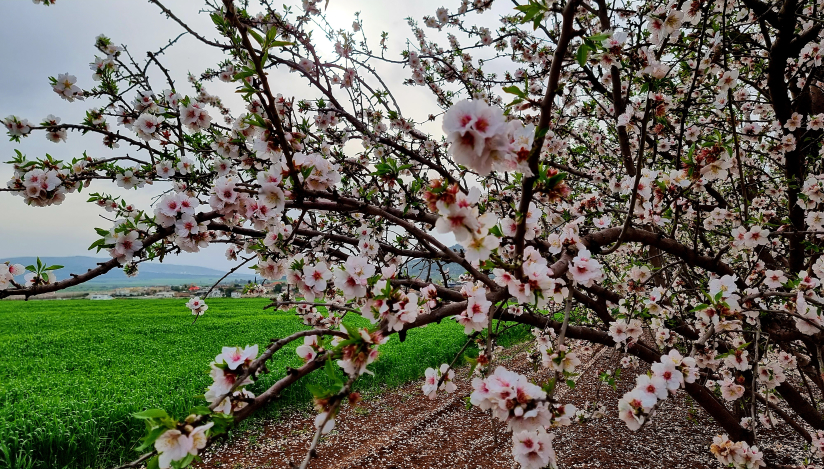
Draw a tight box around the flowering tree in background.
[3,0,824,467]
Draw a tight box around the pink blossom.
[569,249,603,286]
[511,429,557,469]
[216,344,259,370]
[442,99,507,176]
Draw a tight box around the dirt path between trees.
[193,344,810,469]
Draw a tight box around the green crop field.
[0,298,531,469]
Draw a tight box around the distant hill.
[3,245,471,291]
[402,244,468,281]
[3,256,256,290]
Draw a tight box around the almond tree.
[3,0,824,467]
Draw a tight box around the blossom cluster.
[568,249,604,287]
[296,334,321,362]
[471,366,576,432]
[703,342,791,404]
[442,99,534,176]
[0,263,26,290]
[288,258,333,302]
[607,317,644,347]
[617,350,698,430]
[455,282,491,333]
[294,151,342,191]
[693,274,742,331]
[204,345,259,415]
[102,217,147,265]
[2,115,32,139]
[154,422,213,469]
[335,256,376,300]
[421,363,457,399]
[334,326,387,377]
[540,344,581,374]
[470,366,573,469]
[149,345,259,469]
[709,434,765,469]
[430,184,501,263]
[5,165,73,207]
[360,280,423,332]
[494,246,568,308]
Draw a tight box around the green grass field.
[0,298,530,469]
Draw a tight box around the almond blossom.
[186,296,208,316]
[333,256,375,300]
[422,363,457,399]
[442,99,507,176]
[512,428,557,469]
[720,379,746,401]
[216,344,258,370]
[155,430,192,469]
[569,249,604,286]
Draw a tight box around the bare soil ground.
[193,344,811,469]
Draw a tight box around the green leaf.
[301,165,315,180]
[506,97,523,108]
[269,40,294,48]
[587,32,611,43]
[566,379,576,389]
[307,383,333,399]
[147,455,161,469]
[465,356,479,376]
[325,357,337,381]
[172,453,195,468]
[136,426,167,452]
[233,69,256,81]
[190,406,212,415]
[133,408,170,420]
[542,377,557,394]
[45,265,63,271]
[576,44,591,67]
[545,172,567,188]
[265,26,279,44]
[502,85,526,98]
[248,29,265,46]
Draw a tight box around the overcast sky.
[0,0,509,273]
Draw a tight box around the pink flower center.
[460,132,475,146]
